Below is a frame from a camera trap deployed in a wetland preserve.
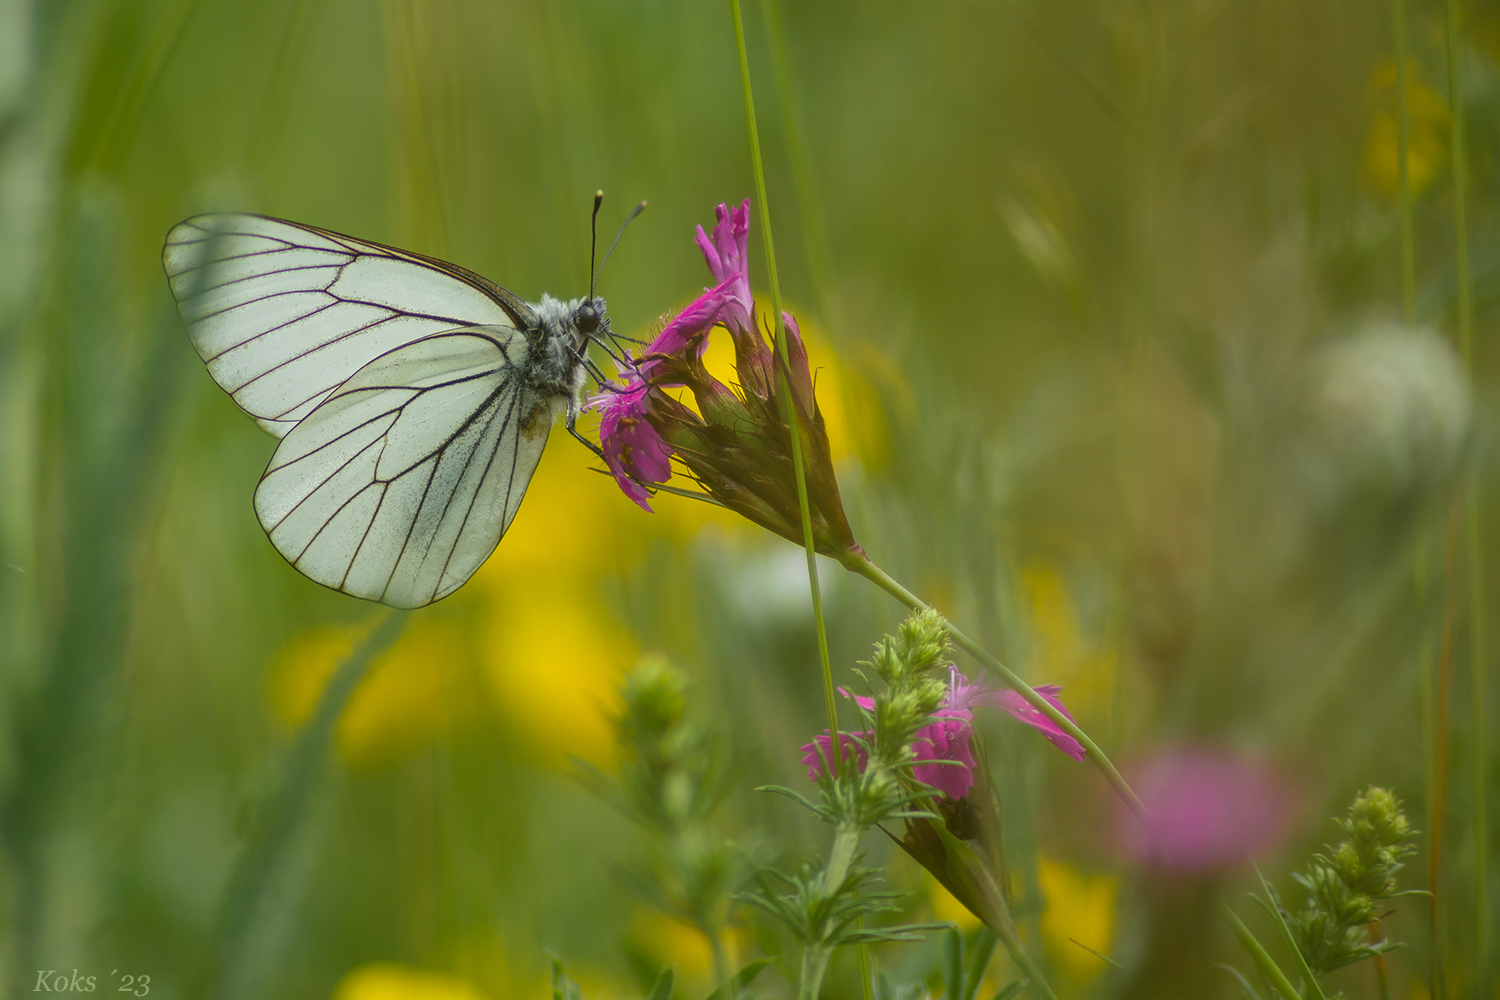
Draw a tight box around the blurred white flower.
[1305,322,1471,500]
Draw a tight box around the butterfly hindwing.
[163,213,536,437]
[254,328,553,608]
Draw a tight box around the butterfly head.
[573,296,607,337]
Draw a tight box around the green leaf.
[701,958,774,1000]
[552,958,584,1000]
[1253,865,1327,1000]
[1222,902,1303,1000]
[1215,963,1267,1000]
[942,926,964,1000]
[988,982,1024,1000]
[962,929,998,1000]
[755,784,833,821]
[647,967,674,1000]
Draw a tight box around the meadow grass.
[0,1,1495,998]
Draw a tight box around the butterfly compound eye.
[576,302,601,334]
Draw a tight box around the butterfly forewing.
[254,328,553,608]
[164,213,534,437]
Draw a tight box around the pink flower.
[799,671,1083,800]
[589,200,855,554]
[1116,748,1291,872]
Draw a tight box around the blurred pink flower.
[800,670,1083,800]
[1117,748,1291,872]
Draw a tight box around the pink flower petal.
[815,688,978,798]
[638,278,739,373]
[592,382,671,511]
[800,731,870,781]
[911,717,977,798]
[996,687,1087,761]
[948,669,1086,761]
[693,200,753,335]
[837,686,876,712]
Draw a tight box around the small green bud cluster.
[1290,786,1416,976]
[619,657,688,745]
[746,611,954,986]
[581,658,745,967]
[855,609,952,785]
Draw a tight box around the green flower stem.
[731,9,877,997]
[1392,0,1415,322]
[209,610,408,999]
[842,549,1146,818]
[825,826,862,893]
[795,827,862,1000]
[759,0,831,315]
[728,0,841,775]
[1444,1,1488,991]
[1372,927,1393,1000]
[1392,2,1443,991]
[798,945,834,1000]
[1223,904,1304,1000]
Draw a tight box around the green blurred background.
[1,0,1497,997]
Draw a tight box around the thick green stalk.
[825,826,862,894]
[1445,0,1472,369]
[710,932,730,991]
[798,946,833,1000]
[1443,1,1488,990]
[788,828,863,1000]
[842,549,1146,818]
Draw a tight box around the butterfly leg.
[564,398,609,464]
[568,423,609,463]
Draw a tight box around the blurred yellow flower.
[478,582,631,768]
[1036,855,1117,981]
[481,433,635,572]
[1362,60,1448,202]
[1021,563,1116,724]
[628,908,717,981]
[271,619,478,766]
[332,963,490,1000]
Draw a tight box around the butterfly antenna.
[594,200,646,292]
[588,190,604,299]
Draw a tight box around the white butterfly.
[163,213,610,609]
